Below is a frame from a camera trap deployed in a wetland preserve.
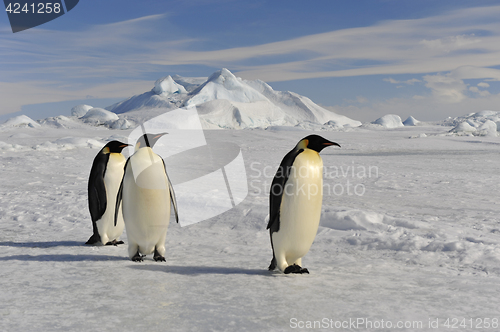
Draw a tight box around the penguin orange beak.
[324,142,341,148]
[155,133,168,138]
[120,144,131,148]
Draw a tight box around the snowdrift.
[372,114,404,128]
[0,115,40,128]
[79,108,132,129]
[71,104,93,117]
[443,111,499,137]
[403,116,420,126]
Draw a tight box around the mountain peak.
[153,75,187,95]
[185,68,268,107]
[206,68,236,83]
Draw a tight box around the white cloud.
[383,78,400,84]
[384,78,421,85]
[416,66,498,105]
[356,96,368,104]
[469,86,490,97]
[3,4,500,116]
[423,74,467,103]
[107,5,500,83]
[405,78,422,85]
[0,80,153,116]
[449,66,500,81]
[230,6,500,81]
[419,34,481,53]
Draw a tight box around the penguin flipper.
[88,154,108,223]
[267,148,304,232]
[114,158,128,226]
[162,159,179,223]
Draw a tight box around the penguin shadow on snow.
[0,241,128,262]
[0,254,127,262]
[0,240,83,248]
[128,264,272,276]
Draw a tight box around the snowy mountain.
[106,68,362,129]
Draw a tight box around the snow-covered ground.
[1,121,499,332]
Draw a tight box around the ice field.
[1,121,499,331]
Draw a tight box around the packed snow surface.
[1,121,500,331]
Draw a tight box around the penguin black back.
[267,135,340,233]
[88,141,129,222]
[86,140,129,245]
[267,135,340,272]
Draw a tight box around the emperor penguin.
[267,135,340,274]
[115,133,179,262]
[86,140,129,246]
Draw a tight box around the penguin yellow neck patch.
[297,139,309,150]
[103,147,110,154]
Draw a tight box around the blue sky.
[2,0,500,122]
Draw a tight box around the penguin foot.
[153,248,166,262]
[154,255,166,262]
[284,264,309,274]
[268,257,277,271]
[131,251,144,262]
[85,233,102,245]
[105,240,124,246]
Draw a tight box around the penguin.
[115,133,179,262]
[86,140,130,246]
[267,135,340,274]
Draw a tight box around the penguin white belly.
[272,150,323,271]
[96,153,126,244]
[122,148,171,257]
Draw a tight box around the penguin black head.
[298,134,340,153]
[102,140,130,154]
[135,133,168,150]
